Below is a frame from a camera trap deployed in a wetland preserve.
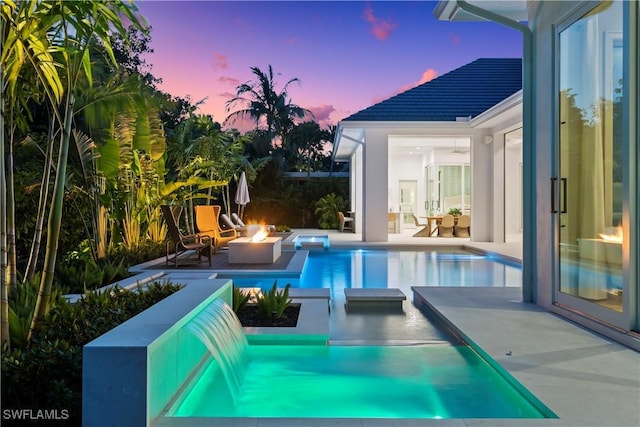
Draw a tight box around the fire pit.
[228,231,282,264]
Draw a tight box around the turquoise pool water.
[234,248,522,293]
[170,344,549,419]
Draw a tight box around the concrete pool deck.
[149,230,638,427]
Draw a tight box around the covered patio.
[334,58,523,244]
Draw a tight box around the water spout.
[186,299,249,402]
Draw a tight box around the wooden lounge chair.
[338,211,353,232]
[195,205,238,251]
[438,214,455,237]
[221,213,248,236]
[161,205,212,267]
[231,213,247,227]
[454,214,471,237]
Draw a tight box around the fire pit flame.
[251,227,268,242]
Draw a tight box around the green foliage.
[314,193,346,229]
[275,224,291,232]
[8,274,66,349]
[232,286,251,313]
[447,207,462,217]
[1,281,183,426]
[55,257,129,294]
[257,282,292,320]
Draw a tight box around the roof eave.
[339,120,473,129]
[469,90,523,127]
[434,1,528,22]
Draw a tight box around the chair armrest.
[198,235,213,245]
[181,233,209,245]
[219,228,237,238]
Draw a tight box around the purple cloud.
[363,5,397,41]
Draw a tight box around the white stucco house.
[334,58,523,243]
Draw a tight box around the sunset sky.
[136,1,523,130]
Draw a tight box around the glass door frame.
[551,0,635,330]
[398,180,417,230]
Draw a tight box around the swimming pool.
[233,248,522,294]
[160,249,554,421]
[169,343,551,419]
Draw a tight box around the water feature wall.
[185,299,249,401]
[83,278,233,427]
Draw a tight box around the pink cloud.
[222,114,259,134]
[397,68,439,92]
[218,91,236,99]
[307,104,336,127]
[217,76,240,86]
[212,53,228,71]
[363,5,397,41]
[449,33,462,45]
[369,68,440,105]
[417,68,438,84]
[287,35,299,45]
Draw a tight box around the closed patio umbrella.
[235,171,250,219]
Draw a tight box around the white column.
[362,129,389,241]
[493,133,506,242]
[470,132,493,241]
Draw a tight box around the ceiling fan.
[451,139,469,154]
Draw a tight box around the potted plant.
[447,207,462,217]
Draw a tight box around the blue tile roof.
[342,58,522,122]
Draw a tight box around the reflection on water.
[302,250,521,297]
[233,249,521,296]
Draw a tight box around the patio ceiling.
[388,136,470,156]
[433,0,528,22]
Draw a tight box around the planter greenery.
[232,286,251,313]
[447,207,462,217]
[1,281,182,427]
[257,282,292,320]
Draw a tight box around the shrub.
[314,193,346,229]
[8,273,66,349]
[55,257,130,294]
[257,281,292,320]
[1,281,183,427]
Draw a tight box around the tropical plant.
[224,65,313,153]
[24,0,146,341]
[314,193,346,229]
[257,281,292,320]
[232,286,251,314]
[282,121,332,173]
[447,207,462,217]
[1,0,67,349]
[8,273,66,349]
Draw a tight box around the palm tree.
[224,65,313,149]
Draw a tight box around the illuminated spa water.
[169,344,547,418]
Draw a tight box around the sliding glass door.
[556,1,625,321]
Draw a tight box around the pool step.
[344,288,406,311]
[289,288,331,311]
